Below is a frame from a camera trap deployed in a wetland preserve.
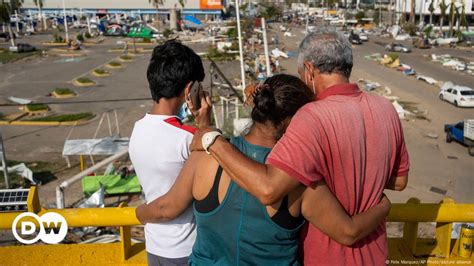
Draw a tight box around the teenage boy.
[129,40,209,266]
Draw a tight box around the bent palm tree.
[428,0,435,25]
[0,0,23,47]
[33,0,46,30]
[460,2,468,31]
[448,0,455,37]
[439,0,448,33]
[149,0,165,25]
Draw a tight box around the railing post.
[119,202,131,261]
[435,197,455,259]
[403,198,420,254]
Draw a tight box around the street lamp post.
[61,0,69,43]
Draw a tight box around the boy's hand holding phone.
[186,81,212,128]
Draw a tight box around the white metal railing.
[55,149,129,209]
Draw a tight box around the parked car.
[445,120,474,156]
[439,82,474,107]
[385,43,411,53]
[359,33,369,41]
[349,33,362,45]
[0,32,15,42]
[9,43,36,53]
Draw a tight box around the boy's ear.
[184,81,194,99]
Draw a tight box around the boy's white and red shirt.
[129,114,197,258]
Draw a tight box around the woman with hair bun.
[136,74,391,265]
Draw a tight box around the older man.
[192,28,409,265]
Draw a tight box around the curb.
[92,71,111,77]
[2,119,93,126]
[106,64,124,69]
[42,42,68,46]
[51,91,76,98]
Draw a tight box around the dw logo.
[12,212,68,244]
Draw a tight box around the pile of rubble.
[430,54,474,75]
[365,53,439,86]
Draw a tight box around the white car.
[359,33,368,41]
[439,83,474,107]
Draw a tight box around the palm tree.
[428,0,435,25]
[448,0,455,37]
[460,2,468,31]
[0,0,23,47]
[149,0,165,24]
[439,0,448,33]
[400,0,407,24]
[410,0,416,24]
[33,0,46,30]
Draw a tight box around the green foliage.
[53,33,64,43]
[0,50,40,64]
[355,11,366,23]
[0,0,23,23]
[53,88,75,95]
[93,69,109,75]
[76,77,94,84]
[423,25,433,36]
[149,0,165,7]
[388,53,399,61]
[26,103,49,112]
[142,37,152,43]
[76,33,84,42]
[29,113,95,122]
[261,4,282,20]
[206,47,236,61]
[108,61,122,67]
[403,22,417,36]
[163,29,174,39]
[84,32,92,39]
[227,28,237,38]
[120,55,133,60]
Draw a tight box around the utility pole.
[262,18,271,78]
[236,0,246,90]
[0,132,10,189]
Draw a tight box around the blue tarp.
[184,15,202,25]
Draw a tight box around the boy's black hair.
[146,40,205,103]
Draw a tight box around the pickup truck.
[445,119,474,156]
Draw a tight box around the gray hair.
[297,27,353,78]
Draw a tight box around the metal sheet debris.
[8,97,32,105]
[62,137,129,156]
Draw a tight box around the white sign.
[12,212,68,244]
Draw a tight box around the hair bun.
[254,86,275,115]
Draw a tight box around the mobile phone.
[189,81,203,110]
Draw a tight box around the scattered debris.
[8,96,32,105]
[0,163,38,184]
[392,101,407,119]
[416,75,438,85]
[426,133,439,139]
